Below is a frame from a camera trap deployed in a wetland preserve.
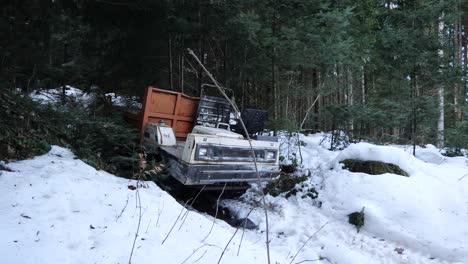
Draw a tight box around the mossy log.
[341,159,409,177]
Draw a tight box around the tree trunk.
[348,67,354,133]
[271,9,278,121]
[437,86,445,148]
[437,18,445,148]
[168,33,173,91]
[361,65,366,104]
[454,7,463,121]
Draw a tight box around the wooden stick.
[188,48,271,264]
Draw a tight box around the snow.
[1,135,468,264]
[325,143,468,262]
[29,86,90,104]
[0,147,277,264]
[224,134,468,264]
[28,87,142,109]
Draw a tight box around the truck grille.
[195,145,277,163]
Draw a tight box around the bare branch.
[128,187,142,264]
[202,182,227,242]
[236,213,249,256]
[162,198,193,245]
[116,194,130,221]
[180,244,216,264]
[178,185,207,230]
[129,144,145,264]
[145,218,152,234]
[218,206,255,264]
[294,258,322,264]
[298,93,320,164]
[188,48,271,264]
[155,202,164,228]
[458,172,468,181]
[299,94,321,131]
[192,250,208,263]
[288,221,332,264]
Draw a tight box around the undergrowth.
[0,89,139,178]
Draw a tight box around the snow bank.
[0,146,276,264]
[1,136,467,264]
[413,145,447,165]
[226,136,468,264]
[323,142,468,263]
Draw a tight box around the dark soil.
[153,175,257,229]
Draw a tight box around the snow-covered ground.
[29,86,91,105]
[1,134,467,263]
[29,86,142,108]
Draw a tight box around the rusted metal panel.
[140,86,199,140]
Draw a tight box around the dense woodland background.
[1,0,467,150]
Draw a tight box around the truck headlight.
[266,151,275,160]
[199,147,208,157]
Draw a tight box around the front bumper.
[184,164,279,185]
[164,154,279,185]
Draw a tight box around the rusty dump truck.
[128,86,280,189]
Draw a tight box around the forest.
[2,2,468,263]
[1,0,467,150]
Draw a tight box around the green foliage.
[48,103,139,177]
[341,159,409,177]
[0,0,464,150]
[15,138,51,158]
[266,117,297,132]
[264,173,307,197]
[446,121,468,150]
[0,91,55,160]
[0,90,139,178]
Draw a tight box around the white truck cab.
[139,87,280,189]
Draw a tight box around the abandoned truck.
[130,86,280,189]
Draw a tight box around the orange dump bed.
[140,86,200,140]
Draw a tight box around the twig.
[298,93,320,165]
[218,206,255,264]
[117,194,130,221]
[297,132,303,166]
[184,56,199,77]
[299,94,321,131]
[180,244,216,264]
[128,186,142,263]
[161,198,193,245]
[188,48,271,264]
[288,221,332,264]
[145,218,152,234]
[217,225,240,264]
[294,258,322,264]
[236,212,249,256]
[192,250,208,263]
[202,183,227,242]
[458,172,468,181]
[156,202,164,228]
[178,185,207,230]
[129,143,144,264]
